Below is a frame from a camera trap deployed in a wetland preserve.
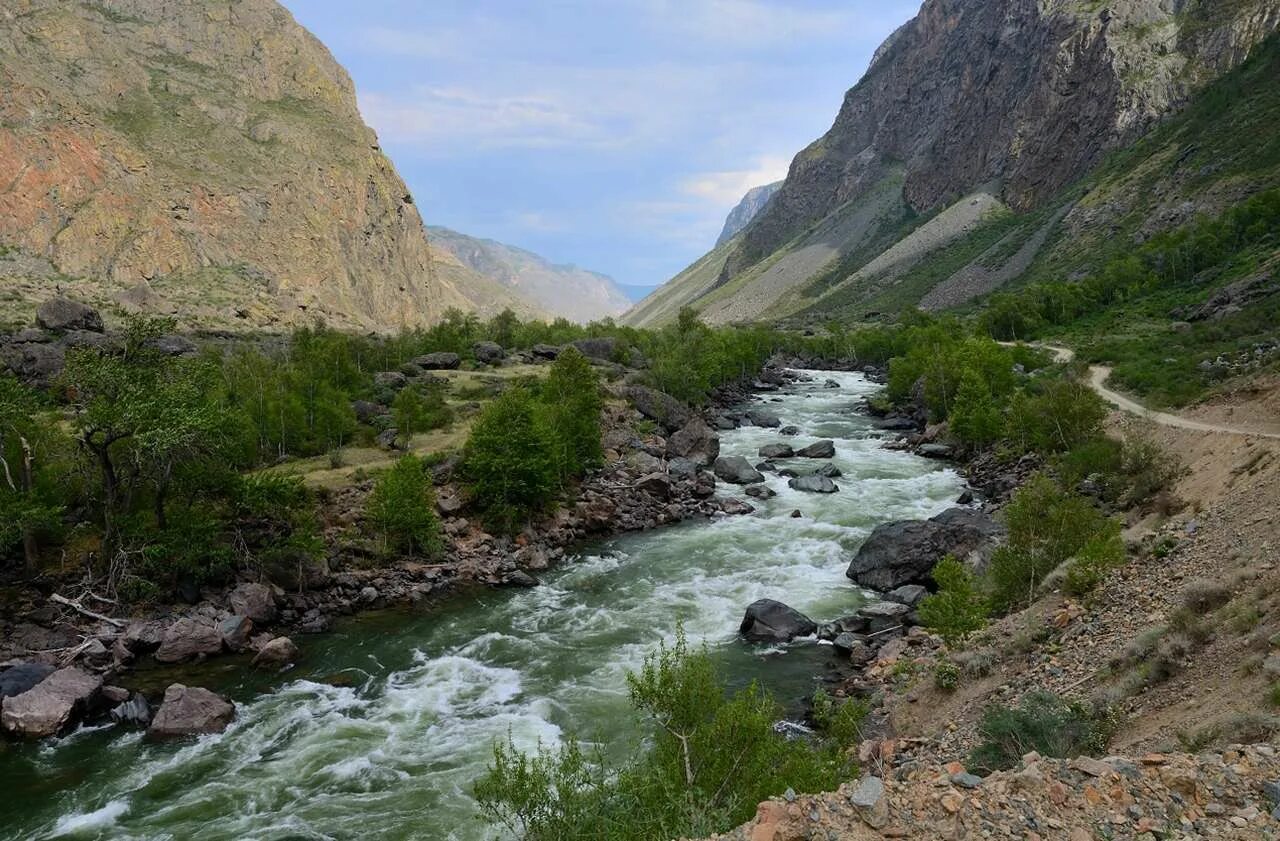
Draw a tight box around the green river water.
[0,369,963,840]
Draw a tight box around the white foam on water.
[46,800,128,838]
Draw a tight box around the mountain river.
[0,369,963,840]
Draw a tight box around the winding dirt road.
[1016,343,1280,440]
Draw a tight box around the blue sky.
[283,1,920,289]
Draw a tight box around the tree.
[365,454,442,557]
[464,388,558,533]
[392,382,452,446]
[0,375,63,570]
[949,369,1003,448]
[917,555,988,643]
[539,347,602,483]
[1005,378,1107,454]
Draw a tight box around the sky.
[283,1,920,290]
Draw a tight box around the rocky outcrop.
[715,181,783,246]
[0,0,536,331]
[148,684,235,738]
[739,599,817,642]
[0,667,102,738]
[846,508,1005,591]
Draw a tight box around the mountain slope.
[716,181,782,246]
[625,0,1280,327]
[0,0,534,331]
[427,227,629,323]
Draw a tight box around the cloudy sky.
[283,1,920,291]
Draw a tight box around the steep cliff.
[427,227,630,324]
[625,0,1280,327]
[715,181,782,246]
[0,0,535,331]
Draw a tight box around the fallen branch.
[866,624,904,639]
[51,593,126,629]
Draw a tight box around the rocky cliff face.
[715,181,782,246]
[719,0,1280,289]
[427,227,630,324]
[0,0,533,331]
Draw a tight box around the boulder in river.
[744,409,782,428]
[795,440,836,458]
[154,618,224,663]
[745,484,776,500]
[739,599,817,642]
[758,443,794,459]
[252,636,300,668]
[1,667,102,738]
[666,417,720,467]
[788,475,839,493]
[691,471,717,498]
[857,600,912,633]
[219,615,254,652]
[845,508,1005,591]
[148,684,235,738]
[813,463,842,478]
[779,425,800,436]
[916,443,954,459]
[229,582,278,624]
[719,498,755,516]
[713,456,764,485]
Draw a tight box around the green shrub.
[474,630,852,841]
[464,388,559,534]
[1062,524,1125,596]
[988,475,1121,611]
[811,689,870,749]
[969,692,1114,773]
[1004,379,1107,455]
[949,370,1003,447]
[539,347,603,482]
[392,381,452,445]
[918,555,989,643]
[933,660,961,692]
[365,454,442,558]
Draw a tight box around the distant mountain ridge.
[427,227,631,324]
[623,0,1280,328]
[0,0,537,331]
[716,181,782,246]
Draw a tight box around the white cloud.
[638,0,906,49]
[679,155,791,207]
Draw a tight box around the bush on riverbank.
[366,455,443,558]
[918,555,989,643]
[969,691,1116,773]
[475,631,860,841]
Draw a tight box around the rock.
[692,472,717,498]
[59,329,115,351]
[101,685,130,705]
[874,415,919,431]
[759,443,794,459]
[796,440,836,458]
[745,409,782,428]
[832,632,861,656]
[154,618,225,663]
[848,775,889,827]
[636,473,674,500]
[252,636,300,667]
[666,418,720,466]
[358,586,380,604]
[376,428,401,450]
[0,667,102,738]
[712,415,737,430]
[790,509,803,518]
[625,385,691,433]
[952,772,983,788]
[956,489,975,505]
[530,343,561,360]
[504,570,540,588]
[110,693,151,726]
[228,582,278,624]
[569,336,617,360]
[0,663,55,699]
[472,341,505,364]
[739,599,817,642]
[219,616,254,651]
[745,484,776,499]
[714,456,765,485]
[779,425,800,436]
[148,684,235,737]
[146,334,197,356]
[917,443,954,459]
[858,601,911,633]
[36,298,103,333]
[121,620,166,654]
[813,462,842,478]
[352,399,385,424]
[824,378,841,388]
[846,508,1006,591]
[0,341,66,384]
[885,584,928,607]
[374,371,409,389]
[788,475,839,493]
[720,498,756,516]
[413,351,461,370]
[668,457,699,478]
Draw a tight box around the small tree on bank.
[365,454,442,558]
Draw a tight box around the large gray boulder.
[0,342,66,384]
[1,667,102,737]
[788,475,839,493]
[744,409,782,428]
[473,341,505,364]
[739,599,817,642]
[713,455,764,485]
[569,336,618,361]
[796,440,836,458]
[626,385,691,433]
[36,298,103,333]
[252,636,300,668]
[148,684,235,738]
[758,443,794,459]
[666,417,720,467]
[228,582,278,624]
[154,618,224,664]
[845,508,1006,591]
[0,663,55,699]
[414,352,461,370]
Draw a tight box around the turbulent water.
[0,370,963,841]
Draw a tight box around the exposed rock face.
[716,181,783,246]
[727,0,1280,277]
[429,226,631,323]
[846,508,1005,591]
[148,684,234,737]
[1,667,102,738]
[739,599,817,642]
[0,0,535,331]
